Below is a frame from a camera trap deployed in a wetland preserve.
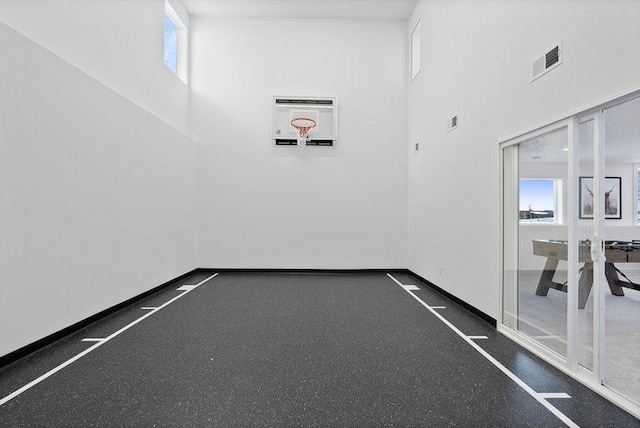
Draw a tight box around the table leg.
[604,263,625,296]
[536,257,559,296]
[578,262,593,309]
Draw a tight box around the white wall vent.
[447,115,458,132]
[531,41,563,82]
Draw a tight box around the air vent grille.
[546,46,559,68]
[531,41,563,82]
[448,115,458,132]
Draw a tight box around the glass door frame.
[499,117,576,368]
[572,112,605,384]
[498,88,640,418]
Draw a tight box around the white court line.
[386,273,579,428]
[0,273,219,407]
[81,338,105,343]
[403,285,420,291]
[430,306,446,309]
[177,285,197,291]
[141,307,158,310]
[539,393,572,399]
[467,336,489,340]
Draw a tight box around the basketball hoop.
[290,117,317,147]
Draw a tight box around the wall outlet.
[413,141,419,154]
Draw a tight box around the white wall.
[0,22,198,357]
[0,0,191,134]
[408,0,640,317]
[191,18,408,268]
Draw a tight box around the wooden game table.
[532,239,640,309]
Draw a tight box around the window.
[410,20,421,80]
[164,1,187,82]
[519,179,560,224]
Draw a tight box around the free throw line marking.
[0,273,219,407]
[386,273,578,428]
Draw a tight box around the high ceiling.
[181,0,419,21]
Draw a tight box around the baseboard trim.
[406,270,497,327]
[0,268,199,369]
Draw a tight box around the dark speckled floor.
[0,272,638,427]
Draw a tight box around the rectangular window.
[164,1,187,82]
[410,20,421,80]
[519,179,560,224]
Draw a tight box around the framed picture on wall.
[579,176,622,219]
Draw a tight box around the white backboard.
[272,96,337,145]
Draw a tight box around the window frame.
[410,20,421,81]
[164,1,187,83]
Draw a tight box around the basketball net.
[290,117,317,147]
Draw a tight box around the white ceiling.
[182,0,419,21]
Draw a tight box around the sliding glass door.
[502,123,570,358]
[501,92,640,414]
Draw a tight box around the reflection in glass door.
[603,97,640,405]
